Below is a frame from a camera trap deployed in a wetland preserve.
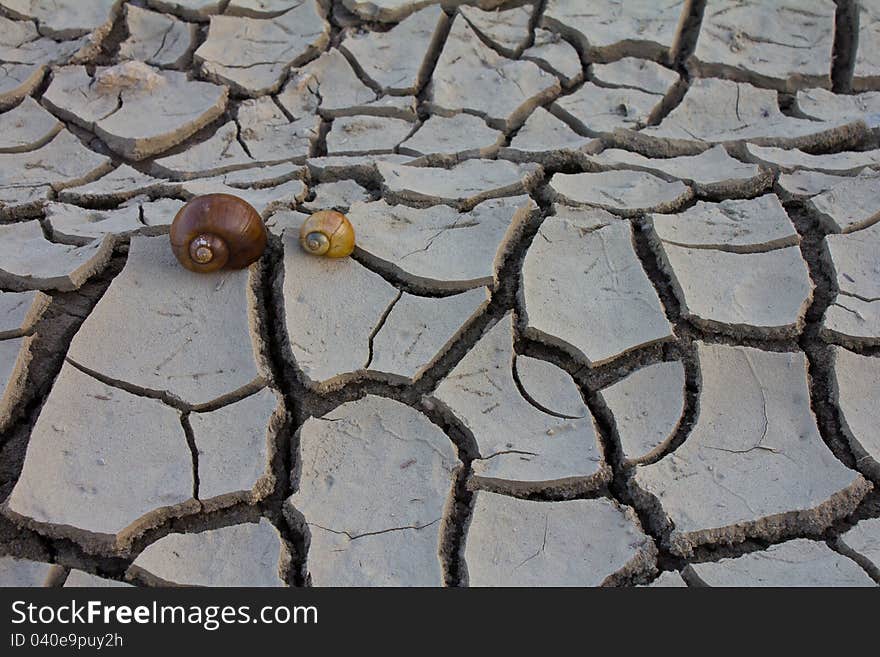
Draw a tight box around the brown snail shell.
[299,210,355,258]
[170,194,267,273]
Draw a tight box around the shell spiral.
[170,194,267,273]
[299,210,355,258]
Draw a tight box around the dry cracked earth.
[1,0,880,588]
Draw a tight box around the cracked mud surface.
[1,0,880,588]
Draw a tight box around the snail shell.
[299,210,355,258]
[170,194,267,273]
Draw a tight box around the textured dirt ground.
[1,0,880,587]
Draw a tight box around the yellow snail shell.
[299,210,355,258]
